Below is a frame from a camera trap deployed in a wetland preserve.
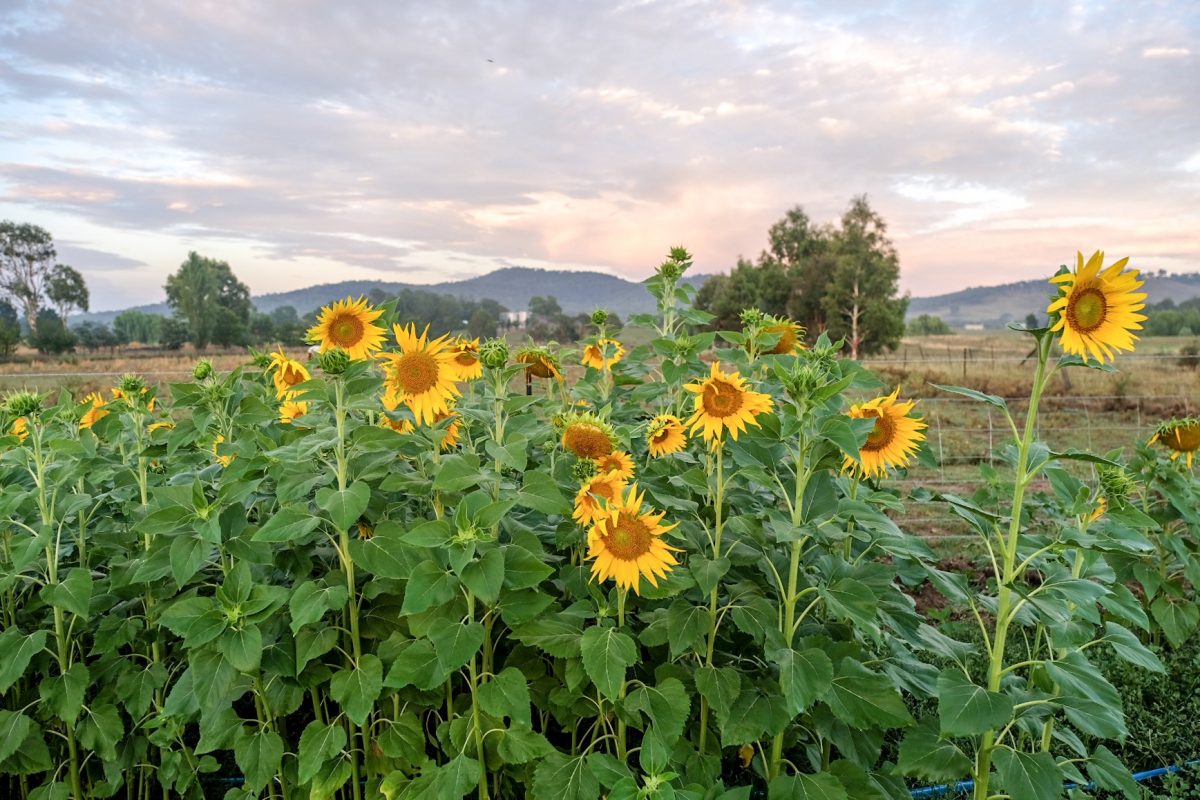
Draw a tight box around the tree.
[468,308,497,339]
[1024,313,1040,329]
[113,310,163,345]
[160,316,190,350]
[29,309,75,354]
[269,305,306,345]
[821,196,908,358]
[75,322,117,352]
[0,221,58,333]
[0,298,19,357]
[46,265,89,322]
[528,296,563,317]
[907,314,953,336]
[164,252,252,349]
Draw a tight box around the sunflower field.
[2,248,1199,800]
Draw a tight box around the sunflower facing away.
[279,400,308,425]
[843,388,927,479]
[684,362,774,447]
[1149,418,1200,468]
[646,414,687,457]
[79,393,109,430]
[561,412,616,459]
[763,317,806,355]
[212,434,235,467]
[451,337,483,381]
[379,409,414,435]
[573,472,627,526]
[379,324,463,425]
[581,338,626,370]
[434,408,461,451]
[1047,251,1146,363]
[268,350,311,398]
[308,296,386,360]
[516,345,563,380]
[9,416,28,442]
[595,450,636,481]
[587,484,680,595]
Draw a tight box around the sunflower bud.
[118,374,147,395]
[739,308,765,327]
[479,338,509,369]
[319,347,351,375]
[192,360,213,381]
[590,308,609,326]
[4,390,42,417]
[1098,465,1136,509]
[250,350,272,368]
[571,457,599,483]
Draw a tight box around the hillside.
[76,267,712,327]
[908,272,1200,327]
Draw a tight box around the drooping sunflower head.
[587,484,680,595]
[561,412,616,459]
[683,362,774,447]
[516,345,563,380]
[268,350,311,398]
[573,472,626,526]
[434,407,461,451]
[378,324,463,425]
[581,338,626,370]
[450,337,483,381]
[1047,251,1146,363]
[9,416,28,442]
[843,388,927,480]
[211,434,235,468]
[646,414,687,457]
[762,317,807,355]
[279,400,308,425]
[1086,497,1107,526]
[79,392,109,430]
[1148,417,1200,469]
[308,296,386,360]
[379,411,415,435]
[594,450,636,481]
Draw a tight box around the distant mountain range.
[907,271,1200,327]
[75,265,1200,330]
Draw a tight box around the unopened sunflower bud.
[571,457,599,483]
[479,338,509,369]
[319,347,351,375]
[4,390,42,417]
[192,360,213,381]
[118,374,146,395]
[590,308,609,326]
[1098,465,1136,509]
[739,308,765,327]
[250,350,272,368]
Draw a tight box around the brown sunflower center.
[863,411,895,452]
[701,379,743,418]
[455,351,478,367]
[603,513,652,560]
[392,352,440,395]
[282,364,305,386]
[1067,286,1108,333]
[767,325,796,354]
[590,480,617,502]
[1167,424,1200,452]
[330,313,366,346]
[564,424,613,458]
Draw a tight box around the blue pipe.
[909,759,1200,798]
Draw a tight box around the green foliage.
[46,265,88,322]
[0,299,21,357]
[112,310,164,345]
[29,309,75,354]
[163,251,252,349]
[907,314,953,336]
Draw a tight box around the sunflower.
[646,414,687,457]
[587,484,680,595]
[1148,418,1200,468]
[279,400,308,425]
[516,345,563,380]
[573,472,627,526]
[268,350,311,399]
[450,338,483,381]
[581,338,626,370]
[683,362,774,447]
[843,388,926,479]
[111,386,155,411]
[763,318,806,355]
[1086,497,1107,525]
[378,324,463,425]
[1047,251,1146,363]
[595,450,636,481]
[379,410,414,435]
[308,296,386,360]
[212,434,235,467]
[433,408,461,450]
[561,412,616,459]
[148,421,175,433]
[9,416,28,442]
[79,393,109,430]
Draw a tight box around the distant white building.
[501,311,529,328]
[963,323,985,331]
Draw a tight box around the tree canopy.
[0,221,88,334]
[164,252,252,349]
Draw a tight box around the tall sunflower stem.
[616,589,628,761]
[698,445,726,755]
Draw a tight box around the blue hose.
[910,759,1200,798]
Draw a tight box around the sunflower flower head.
[379,324,463,426]
[573,472,627,526]
[843,388,927,479]
[516,345,562,380]
[594,450,636,481]
[683,362,774,447]
[79,392,109,430]
[587,483,680,595]
[212,434,235,467]
[581,338,626,370]
[450,337,483,381]
[9,416,28,442]
[561,412,617,459]
[4,390,42,418]
[479,338,510,370]
[192,359,214,381]
[1148,417,1200,469]
[646,414,687,457]
[318,347,351,375]
[1047,251,1146,363]
[1086,497,1107,525]
[1098,464,1137,509]
[308,296,386,360]
[268,350,311,399]
[762,316,806,355]
[279,400,308,425]
[434,407,461,451]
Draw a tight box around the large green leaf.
[0,710,32,762]
[39,662,88,725]
[1150,597,1199,647]
[579,626,637,701]
[289,581,350,634]
[502,545,554,589]
[496,724,554,764]
[460,549,505,605]
[77,703,123,761]
[1087,745,1139,799]
[433,454,485,493]
[330,654,382,726]
[41,568,92,619]
[1103,621,1164,673]
[159,596,225,647]
[718,690,789,748]
[234,728,284,793]
[823,659,914,730]
[773,648,834,718]
[220,625,262,673]
[896,720,972,781]
[930,384,1008,412]
[531,752,599,800]
[992,749,1061,800]
[935,669,1013,736]
[251,506,321,543]
[516,471,569,515]
[662,600,709,659]
[0,629,47,694]
[766,771,849,799]
[429,622,485,674]
[477,667,531,727]
[695,665,741,720]
[625,677,690,745]
[297,720,347,784]
[1044,651,1126,738]
[402,561,459,615]
[316,480,371,533]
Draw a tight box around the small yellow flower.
[9,416,28,442]
[1047,251,1146,363]
[268,350,311,399]
[111,386,155,411]
[843,389,926,479]
[79,392,109,430]
[148,421,175,433]
[581,338,625,370]
[279,400,308,425]
[587,484,680,595]
[574,472,627,526]
[1086,497,1106,525]
[683,362,774,447]
[308,296,386,360]
[646,415,687,457]
[595,450,635,481]
[212,434,235,467]
[434,408,461,451]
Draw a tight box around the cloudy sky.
[1,1,1197,311]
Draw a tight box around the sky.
[0,1,1197,312]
